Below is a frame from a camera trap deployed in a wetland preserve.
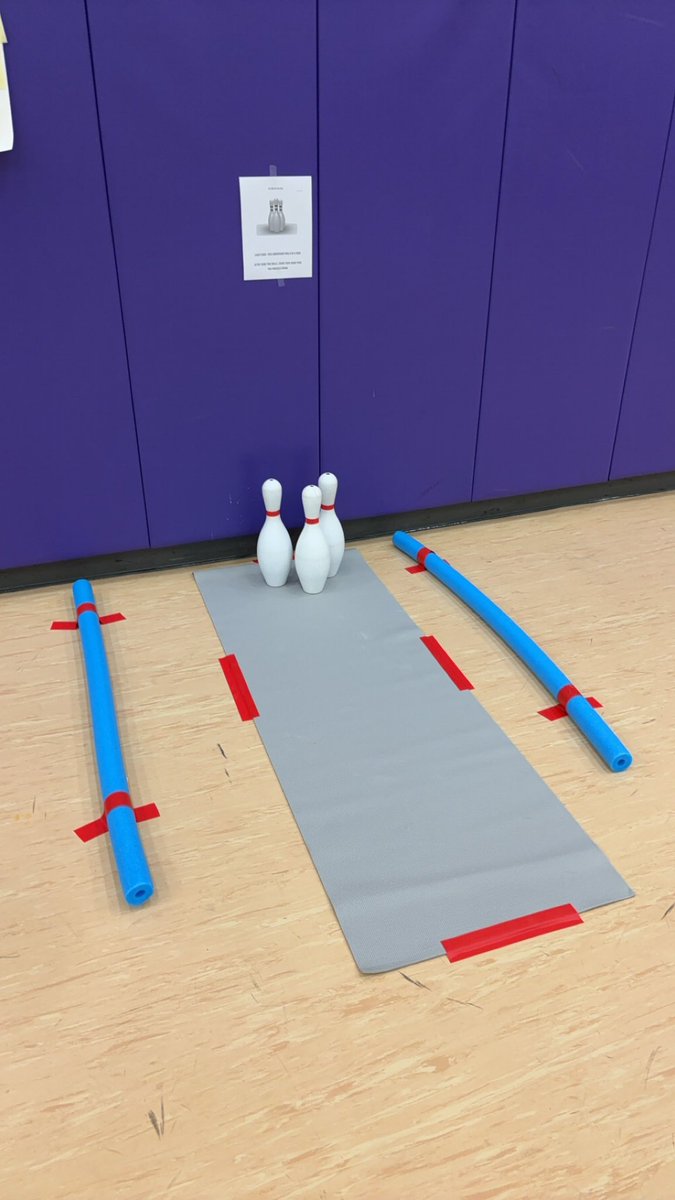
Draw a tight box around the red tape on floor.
[442,903,583,962]
[408,548,448,573]
[420,635,474,691]
[51,612,125,631]
[539,696,602,721]
[74,802,160,843]
[219,655,260,721]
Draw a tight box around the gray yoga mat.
[195,551,632,972]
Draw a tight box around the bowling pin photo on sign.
[267,199,286,234]
[239,175,313,280]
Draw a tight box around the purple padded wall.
[610,110,675,479]
[473,0,675,501]
[86,0,318,545]
[0,1,148,570]
[318,0,515,519]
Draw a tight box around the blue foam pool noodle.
[392,531,632,773]
[73,579,155,905]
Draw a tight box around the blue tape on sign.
[392,532,632,774]
[73,579,155,905]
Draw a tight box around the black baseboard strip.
[2,470,674,596]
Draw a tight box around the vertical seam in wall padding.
[470,0,519,502]
[83,1,152,547]
[314,0,321,472]
[608,83,675,480]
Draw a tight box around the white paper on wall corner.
[0,15,14,153]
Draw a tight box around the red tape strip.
[557,683,581,710]
[103,790,133,816]
[74,815,108,843]
[442,903,583,962]
[74,802,160,843]
[539,696,603,722]
[420,635,474,690]
[406,564,427,574]
[51,612,126,631]
[133,803,161,824]
[219,655,260,721]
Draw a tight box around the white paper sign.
[0,29,14,153]
[238,175,312,281]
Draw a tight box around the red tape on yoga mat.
[219,655,260,721]
[442,903,583,962]
[421,635,474,691]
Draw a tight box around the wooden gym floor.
[1,492,674,1200]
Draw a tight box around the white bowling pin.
[295,485,330,594]
[257,478,292,586]
[278,200,286,232]
[268,200,275,233]
[318,472,345,577]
